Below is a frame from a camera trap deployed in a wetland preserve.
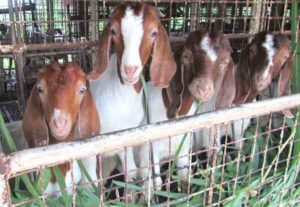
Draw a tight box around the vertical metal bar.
[280,0,289,32]
[214,1,226,32]
[70,160,76,207]
[14,0,22,44]
[266,0,273,31]
[168,1,173,34]
[249,0,263,36]
[232,119,245,196]
[46,0,55,42]
[243,0,250,34]
[217,124,230,207]
[182,1,187,34]
[258,116,272,195]
[8,0,17,45]
[203,128,211,206]
[98,155,104,206]
[90,0,99,42]
[166,136,172,206]
[22,0,27,43]
[291,0,300,167]
[13,52,26,114]
[40,167,46,207]
[260,0,267,31]
[147,142,152,207]
[232,0,239,34]
[124,147,128,205]
[207,126,218,206]
[278,119,295,204]
[0,174,10,207]
[271,116,285,188]
[190,2,199,31]
[208,0,215,33]
[84,0,87,40]
[186,132,193,205]
[244,115,262,205]
[90,0,99,70]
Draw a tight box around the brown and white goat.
[22,62,100,195]
[87,2,176,188]
[234,31,294,117]
[195,31,294,156]
[146,28,234,194]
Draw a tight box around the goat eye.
[110,28,116,36]
[213,45,219,53]
[79,86,86,95]
[37,87,44,95]
[151,30,158,38]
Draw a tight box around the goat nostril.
[124,66,137,76]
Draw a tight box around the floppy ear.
[233,46,252,104]
[22,85,48,148]
[166,64,185,119]
[87,23,112,80]
[150,24,176,88]
[76,88,100,139]
[219,34,232,53]
[278,54,294,118]
[215,60,236,109]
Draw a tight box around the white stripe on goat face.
[120,7,144,84]
[53,108,62,121]
[262,34,275,79]
[200,35,217,62]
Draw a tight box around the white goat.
[88,2,176,190]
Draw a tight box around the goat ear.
[278,54,294,118]
[166,64,184,119]
[22,85,48,148]
[215,60,236,109]
[219,34,232,53]
[150,24,176,88]
[87,23,112,80]
[234,47,252,104]
[76,89,100,138]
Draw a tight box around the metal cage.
[0,0,299,206]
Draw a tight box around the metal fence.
[0,0,299,206]
[1,94,300,206]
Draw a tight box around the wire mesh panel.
[0,95,300,206]
[0,0,299,206]
[0,0,298,108]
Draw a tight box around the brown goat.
[165,28,235,119]
[146,28,233,197]
[22,62,100,196]
[234,31,293,117]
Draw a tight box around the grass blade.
[52,166,71,206]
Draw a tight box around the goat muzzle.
[188,78,214,102]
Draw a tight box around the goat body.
[90,53,145,182]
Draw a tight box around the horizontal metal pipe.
[0,94,300,176]
[0,30,296,54]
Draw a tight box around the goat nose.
[124,66,137,76]
[54,118,67,129]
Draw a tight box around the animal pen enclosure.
[0,0,299,206]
